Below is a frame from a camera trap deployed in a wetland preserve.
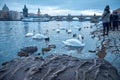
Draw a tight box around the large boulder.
[17,46,38,57]
[0,54,120,80]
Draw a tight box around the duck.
[41,44,56,54]
[41,47,51,54]
[63,34,84,47]
[73,33,77,37]
[48,44,56,48]
[78,28,81,31]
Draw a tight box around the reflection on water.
[0,21,120,72]
[24,22,29,34]
[64,46,84,54]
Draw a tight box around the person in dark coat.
[110,13,113,30]
[112,11,119,31]
[102,5,111,36]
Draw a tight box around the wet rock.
[0,54,120,80]
[17,51,29,57]
[1,61,9,66]
[17,46,38,57]
[20,46,38,53]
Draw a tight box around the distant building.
[0,4,10,20]
[9,11,23,20]
[2,4,9,12]
[37,8,41,16]
[9,11,17,20]
[23,5,28,17]
[0,4,23,21]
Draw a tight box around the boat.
[22,17,49,22]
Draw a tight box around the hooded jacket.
[102,11,110,23]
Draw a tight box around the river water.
[0,21,119,72]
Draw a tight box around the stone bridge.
[50,15,101,21]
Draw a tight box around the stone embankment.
[0,54,120,80]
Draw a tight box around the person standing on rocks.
[112,11,119,31]
[102,5,111,36]
[110,13,113,30]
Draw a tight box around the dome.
[2,4,9,12]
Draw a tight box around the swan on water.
[25,32,34,37]
[32,33,46,39]
[60,27,66,30]
[68,29,72,33]
[78,34,84,43]
[66,29,72,34]
[25,30,35,37]
[56,29,60,33]
[62,34,84,47]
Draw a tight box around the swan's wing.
[39,34,45,38]
[62,41,70,46]
[32,34,45,39]
[68,39,81,47]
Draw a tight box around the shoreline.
[0,54,120,80]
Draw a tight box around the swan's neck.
[78,38,84,43]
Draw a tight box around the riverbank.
[0,54,120,80]
[89,23,120,72]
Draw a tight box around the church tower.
[37,8,41,16]
[23,5,28,17]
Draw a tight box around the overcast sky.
[0,0,120,15]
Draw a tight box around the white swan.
[56,29,60,33]
[63,39,84,47]
[32,33,45,40]
[25,32,34,37]
[60,27,66,30]
[62,34,84,47]
[66,29,72,34]
[25,30,35,37]
[78,34,84,43]
[68,29,72,33]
